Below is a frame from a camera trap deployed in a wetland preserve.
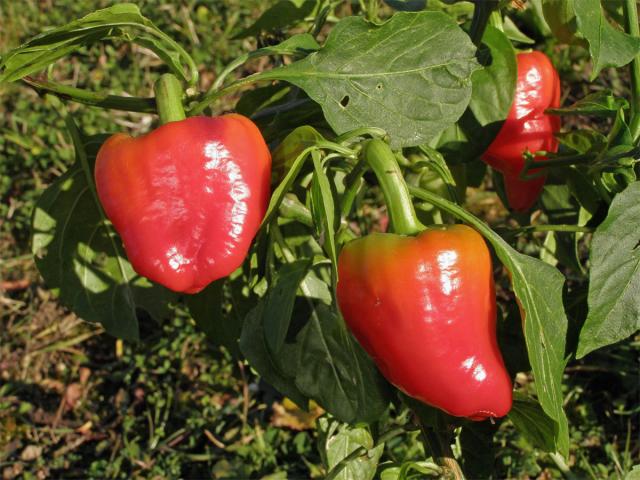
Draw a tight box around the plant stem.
[363,139,424,236]
[154,74,186,124]
[498,225,594,234]
[418,423,466,480]
[469,0,499,47]
[23,77,156,113]
[408,185,496,240]
[624,0,640,141]
[188,72,265,115]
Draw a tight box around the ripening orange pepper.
[336,140,513,421]
[483,51,561,212]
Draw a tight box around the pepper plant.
[1,0,639,478]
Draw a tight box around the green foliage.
[318,417,384,480]
[0,4,197,85]
[262,11,480,148]
[233,0,317,39]
[579,181,640,358]
[574,0,640,80]
[31,126,177,340]
[1,0,640,478]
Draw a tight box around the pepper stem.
[363,139,424,236]
[154,73,186,124]
[624,0,640,141]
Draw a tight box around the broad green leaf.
[186,280,242,358]
[262,11,479,148]
[578,181,640,358]
[434,25,516,165]
[239,301,309,408]
[295,304,390,423]
[542,0,581,44]
[233,0,316,39]
[31,132,176,341]
[238,232,388,422]
[319,417,384,480]
[264,259,312,353]
[408,185,569,456]
[468,26,517,127]
[0,4,197,84]
[508,393,557,452]
[626,465,640,480]
[460,422,497,478]
[574,0,640,80]
[546,91,629,117]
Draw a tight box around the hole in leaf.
[376,83,383,91]
[340,95,350,108]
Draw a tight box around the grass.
[0,1,638,478]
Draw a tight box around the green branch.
[363,139,424,236]
[469,0,500,47]
[154,74,186,124]
[624,0,640,141]
[23,77,156,113]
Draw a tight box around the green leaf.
[264,259,312,354]
[502,16,536,45]
[459,422,497,478]
[319,417,384,480]
[626,465,640,480]
[574,0,640,80]
[311,153,339,288]
[240,277,389,421]
[263,11,479,148]
[31,132,176,341]
[542,0,581,44]
[434,25,516,165]
[578,181,640,358]
[468,25,517,128]
[546,91,629,117]
[233,0,316,39]
[380,461,442,480]
[508,393,557,452]
[408,186,570,456]
[186,280,242,358]
[0,4,197,85]
[295,304,390,423]
[239,300,309,408]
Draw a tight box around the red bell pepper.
[483,51,561,212]
[95,113,271,294]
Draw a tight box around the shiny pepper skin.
[483,51,561,212]
[95,115,271,294]
[337,225,512,420]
